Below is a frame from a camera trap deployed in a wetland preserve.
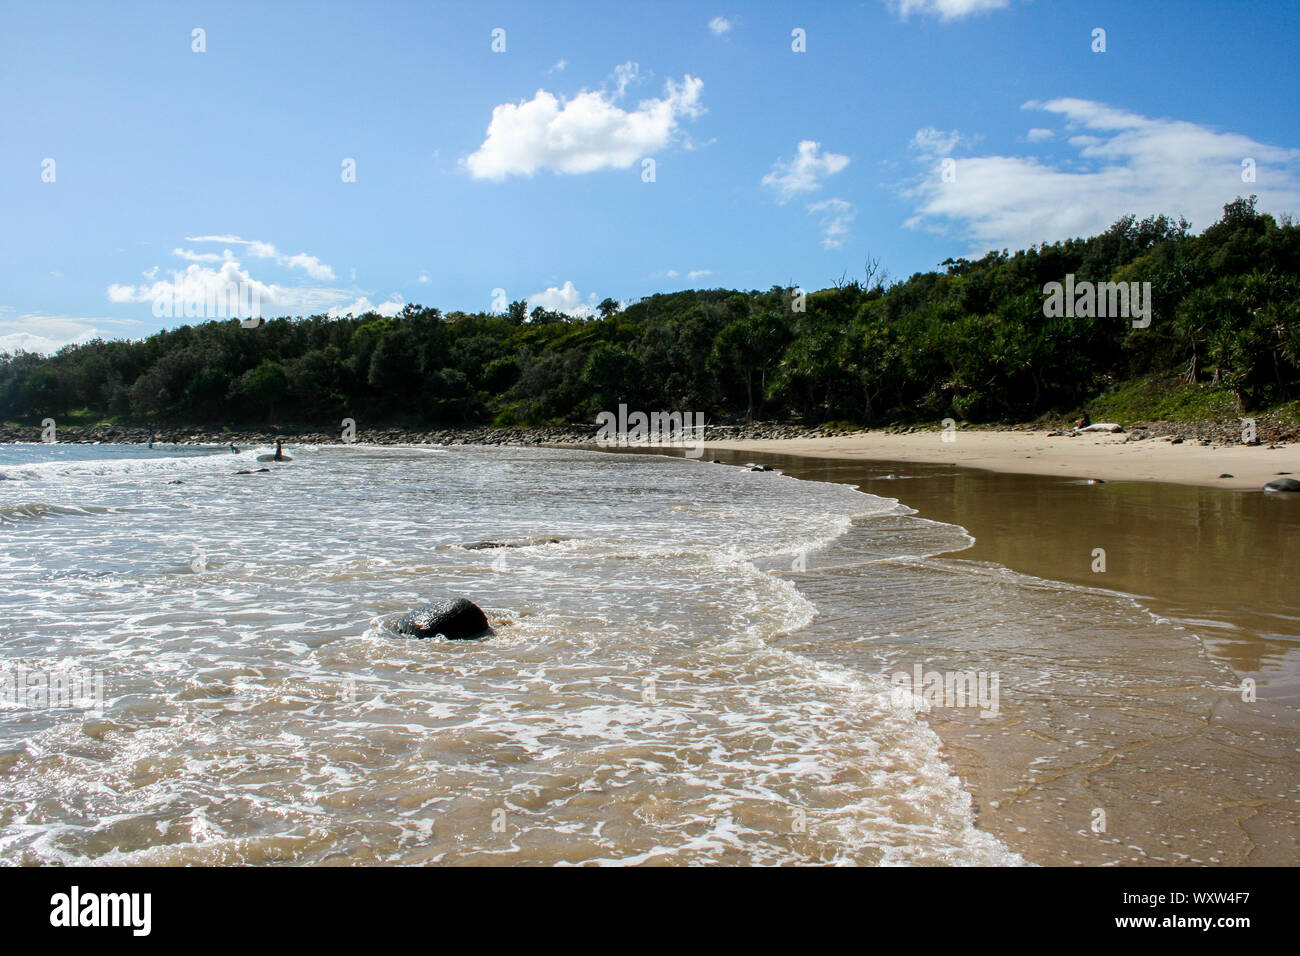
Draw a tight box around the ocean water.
[0,441,1271,865]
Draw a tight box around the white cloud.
[0,313,142,355]
[328,295,405,318]
[181,236,336,280]
[106,237,387,319]
[809,199,856,250]
[611,61,639,99]
[418,273,431,284]
[528,280,597,318]
[465,72,704,180]
[172,247,229,264]
[284,253,335,281]
[1025,127,1055,143]
[709,16,733,36]
[665,269,679,278]
[548,59,567,73]
[904,98,1300,253]
[108,260,350,315]
[889,0,1010,21]
[910,127,963,156]
[687,269,712,280]
[762,140,850,203]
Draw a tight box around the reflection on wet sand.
[650,447,1300,865]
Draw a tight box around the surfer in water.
[147,432,156,449]
[230,442,239,454]
[274,439,285,461]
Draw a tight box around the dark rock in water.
[463,537,563,551]
[235,468,272,475]
[1263,478,1300,493]
[398,597,492,640]
[169,480,184,484]
[746,464,774,472]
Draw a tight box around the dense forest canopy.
[4,197,1298,429]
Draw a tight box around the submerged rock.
[463,537,563,551]
[1263,478,1300,493]
[397,597,492,640]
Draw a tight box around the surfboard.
[255,453,293,462]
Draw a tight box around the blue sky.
[2,0,1298,352]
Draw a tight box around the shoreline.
[689,445,1300,865]
[702,430,1299,492]
[7,421,1296,491]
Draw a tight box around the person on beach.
[1075,411,1091,430]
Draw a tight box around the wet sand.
[706,429,1299,491]
[614,444,1300,865]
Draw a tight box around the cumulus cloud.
[910,127,963,156]
[904,98,1300,253]
[283,253,335,281]
[687,269,713,280]
[611,61,640,99]
[108,260,345,316]
[528,280,598,317]
[0,312,141,355]
[889,0,1010,20]
[1025,127,1055,143]
[106,238,387,318]
[762,140,850,203]
[180,235,336,280]
[709,16,733,36]
[465,72,704,180]
[809,199,856,249]
[328,295,405,318]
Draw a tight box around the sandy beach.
[704,429,1300,492]
[671,444,1300,865]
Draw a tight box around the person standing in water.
[274,439,284,461]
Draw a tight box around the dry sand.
[704,429,1300,491]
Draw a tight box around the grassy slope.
[1088,374,1300,426]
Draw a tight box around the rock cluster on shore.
[1,414,1296,448]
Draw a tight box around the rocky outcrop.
[462,537,564,550]
[397,598,492,640]
[1263,478,1300,493]
[2,413,1296,449]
